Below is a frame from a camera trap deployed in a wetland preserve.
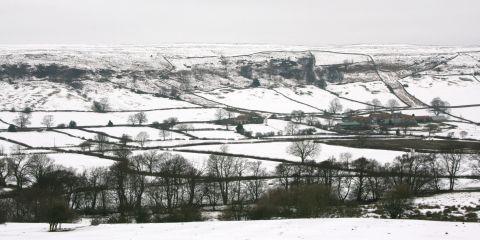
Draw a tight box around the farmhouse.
[233,113,264,124]
[338,112,434,130]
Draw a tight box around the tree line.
[0,140,479,229]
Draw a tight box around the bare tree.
[291,110,305,123]
[430,97,450,116]
[352,157,371,202]
[426,123,439,136]
[26,154,54,183]
[14,112,31,129]
[79,140,93,152]
[94,133,109,154]
[41,115,54,128]
[371,98,382,111]
[386,99,399,113]
[140,150,161,173]
[135,112,148,125]
[159,127,171,141]
[6,147,30,189]
[84,167,107,211]
[135,131,150,147]
[275,163,295,190]
[335,152,354,201]
[287,140,320,163]
[246,161,267,201]
[127,115,137,126]
[459,130,468,139]
[128,112,148,126]
[206,145,239,205]
[215,108,234,130]
[176,124,192,133]
[215,108,227,122]
[328,98,343,115]
[284,122,299,135]
[441,149,464,191]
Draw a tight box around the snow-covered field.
[0,139,22,153]
[401,75,480,106]
[449,107,480,123]
[0,81,198,111]
[327,81,405,106]
[0,108,221,127]
[274,86,366,110]
[0,131,82,148]
[187,130,245,139]
[2,218,479,240]
[195,88,320,113]
[86,126,188,140]
[414,192,480,207]
[47,153,115,172]
[177,141,406,164]
[2,45,480,240]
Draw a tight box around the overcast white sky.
[0,0,479,46]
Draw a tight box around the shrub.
[163,205,202,222]
[151,121,161,128]
[48,202,73,232]
[107,120,113,127]
[7,124,16,132]
[23,107,32,113]
[465,212,478,222]
[90,217,102,226]
[91,98,110,113]
[235,124,245,134]
[135,208,151,223]
[106,214,129,224]
[382,184,411,219]
[221,202,249,221]
[298,128,316,135]
[56,123,66,128]
[249,184,335,220]
[68,120,77,128]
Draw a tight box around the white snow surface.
[0,131,82,148]
[87,126,188,140]
[327,81,405,106]
[47,153,114,172]
[0,81,197,111]
[1,218,479,240]
[0,108,220,127]
[274,86,366,110]
[401,75,480,106]
[414,192,480,207]
[177,141,406,163]
[187,130,245,140]
[195,88,320,113]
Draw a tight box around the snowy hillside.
[1,44,480,236]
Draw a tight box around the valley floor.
[2,218,479,240]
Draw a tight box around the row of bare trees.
[0,141,477,223]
